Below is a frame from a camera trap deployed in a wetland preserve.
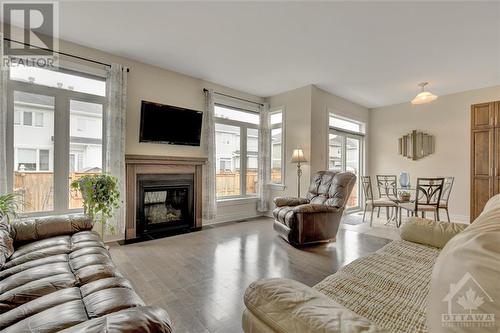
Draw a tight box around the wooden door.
[471,128,494,221]
[471,102,494,129]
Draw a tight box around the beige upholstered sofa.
[243,194,500,333]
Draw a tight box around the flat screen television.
[139,101,203,146]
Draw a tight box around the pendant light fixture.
[411,82,438,105]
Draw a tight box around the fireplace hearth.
[136,173,194,239]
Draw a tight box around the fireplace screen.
[143,188,188,224]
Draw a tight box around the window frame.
[6,69,107,217]
[269,106,285,187]
[214,103,260,200]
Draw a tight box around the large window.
[269,108,284,185]
[328,114,364,211]
[215,105,259,199]
[7,64,106,215]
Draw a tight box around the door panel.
[471,103,493,129]
[472,129,493,177]
[473,178,493,220]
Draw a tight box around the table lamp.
[291,148,307,197]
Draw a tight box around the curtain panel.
[202,89,217,221]
[257,103,270,212]
[105,63,127,239]
[0,62,7,195]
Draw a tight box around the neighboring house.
[215,123,258,173]
[13,92,103,173]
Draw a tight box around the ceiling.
[51,1,500,108]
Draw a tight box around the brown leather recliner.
[0,215,172,333]
[273,171,356,246]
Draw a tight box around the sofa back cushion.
[0,219,14,268]
[427,193,500,332]
[306,171,356,208]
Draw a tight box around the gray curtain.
[257,103,270,212]
[202,89,217,220]
[0,63,8,194]
[105,63,127,238]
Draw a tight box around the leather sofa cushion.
[0,222,14,268]
[273,206,296,228]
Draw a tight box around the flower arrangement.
[71,174,120,236]
[0,193,19,223]
[399,191,411,202]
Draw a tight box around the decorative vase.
[399,172,410,188]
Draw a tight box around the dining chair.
[439,177,454,222]
[399,177,445,222]
[361,176,398,227]
[375,175,398,218]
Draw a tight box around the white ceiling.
[54,1,500,108]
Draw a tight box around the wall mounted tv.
[139,101,203,146]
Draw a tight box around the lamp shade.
[411,82,438,105]
[291,148,307,163]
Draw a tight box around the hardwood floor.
[109,216,394,333]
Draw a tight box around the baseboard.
[204,212,264,225]
[449,214,470,224]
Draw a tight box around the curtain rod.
[3,38,130,72]
[203,88,264,106]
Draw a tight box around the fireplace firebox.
[136,174,194,238]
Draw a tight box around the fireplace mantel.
[125,154,207,240]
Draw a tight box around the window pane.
[216,123,240,197]
[346,137,360,209]
[329,115,363,133]
[23,111,32,126]
[35,113,44,127]
[39,149,50,171]
[214,105,259,125]
[14,91,54,213]
[10,65,106,96]
[69,100,104,209]
[271,127,282,184]
[270,112,282,125]
[246,128,258,195]
[328,133,343,172]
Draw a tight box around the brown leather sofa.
[0,214,172,332]
[273,171,356,246]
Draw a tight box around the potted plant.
[399,191,411,202]
[71,174,120,237]
[0,193,19,223]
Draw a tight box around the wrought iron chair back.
[361,176,374,201]
[440,177,454,205]
[376,175,397,198]
[414,177,445,210]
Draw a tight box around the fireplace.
[125,155,205,241]
[136,174,194,238]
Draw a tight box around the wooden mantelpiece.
[125,155,207,240]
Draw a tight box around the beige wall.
[311,85,370,175]
[370,85,500,221]
[266,85,369,211]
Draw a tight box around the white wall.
[370,85,500,222]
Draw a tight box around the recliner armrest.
[243,278,385,333]
[273,197,309,207]
[10,214,93,244]
[400,217,468,248]
[292,204,339,214]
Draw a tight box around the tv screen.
[139,101,203,146]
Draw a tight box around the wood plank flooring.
[109,216,394,333]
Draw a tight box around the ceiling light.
[411,82,438,105]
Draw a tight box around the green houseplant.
[71,174,120,236]
[0,193,19,223]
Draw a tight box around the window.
[269,108,284,185]
[328,113,364,211]
[7,66,106,215]
[215,105,259,199]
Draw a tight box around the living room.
[0,1,499,333]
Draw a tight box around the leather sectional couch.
[0,214,172,332]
